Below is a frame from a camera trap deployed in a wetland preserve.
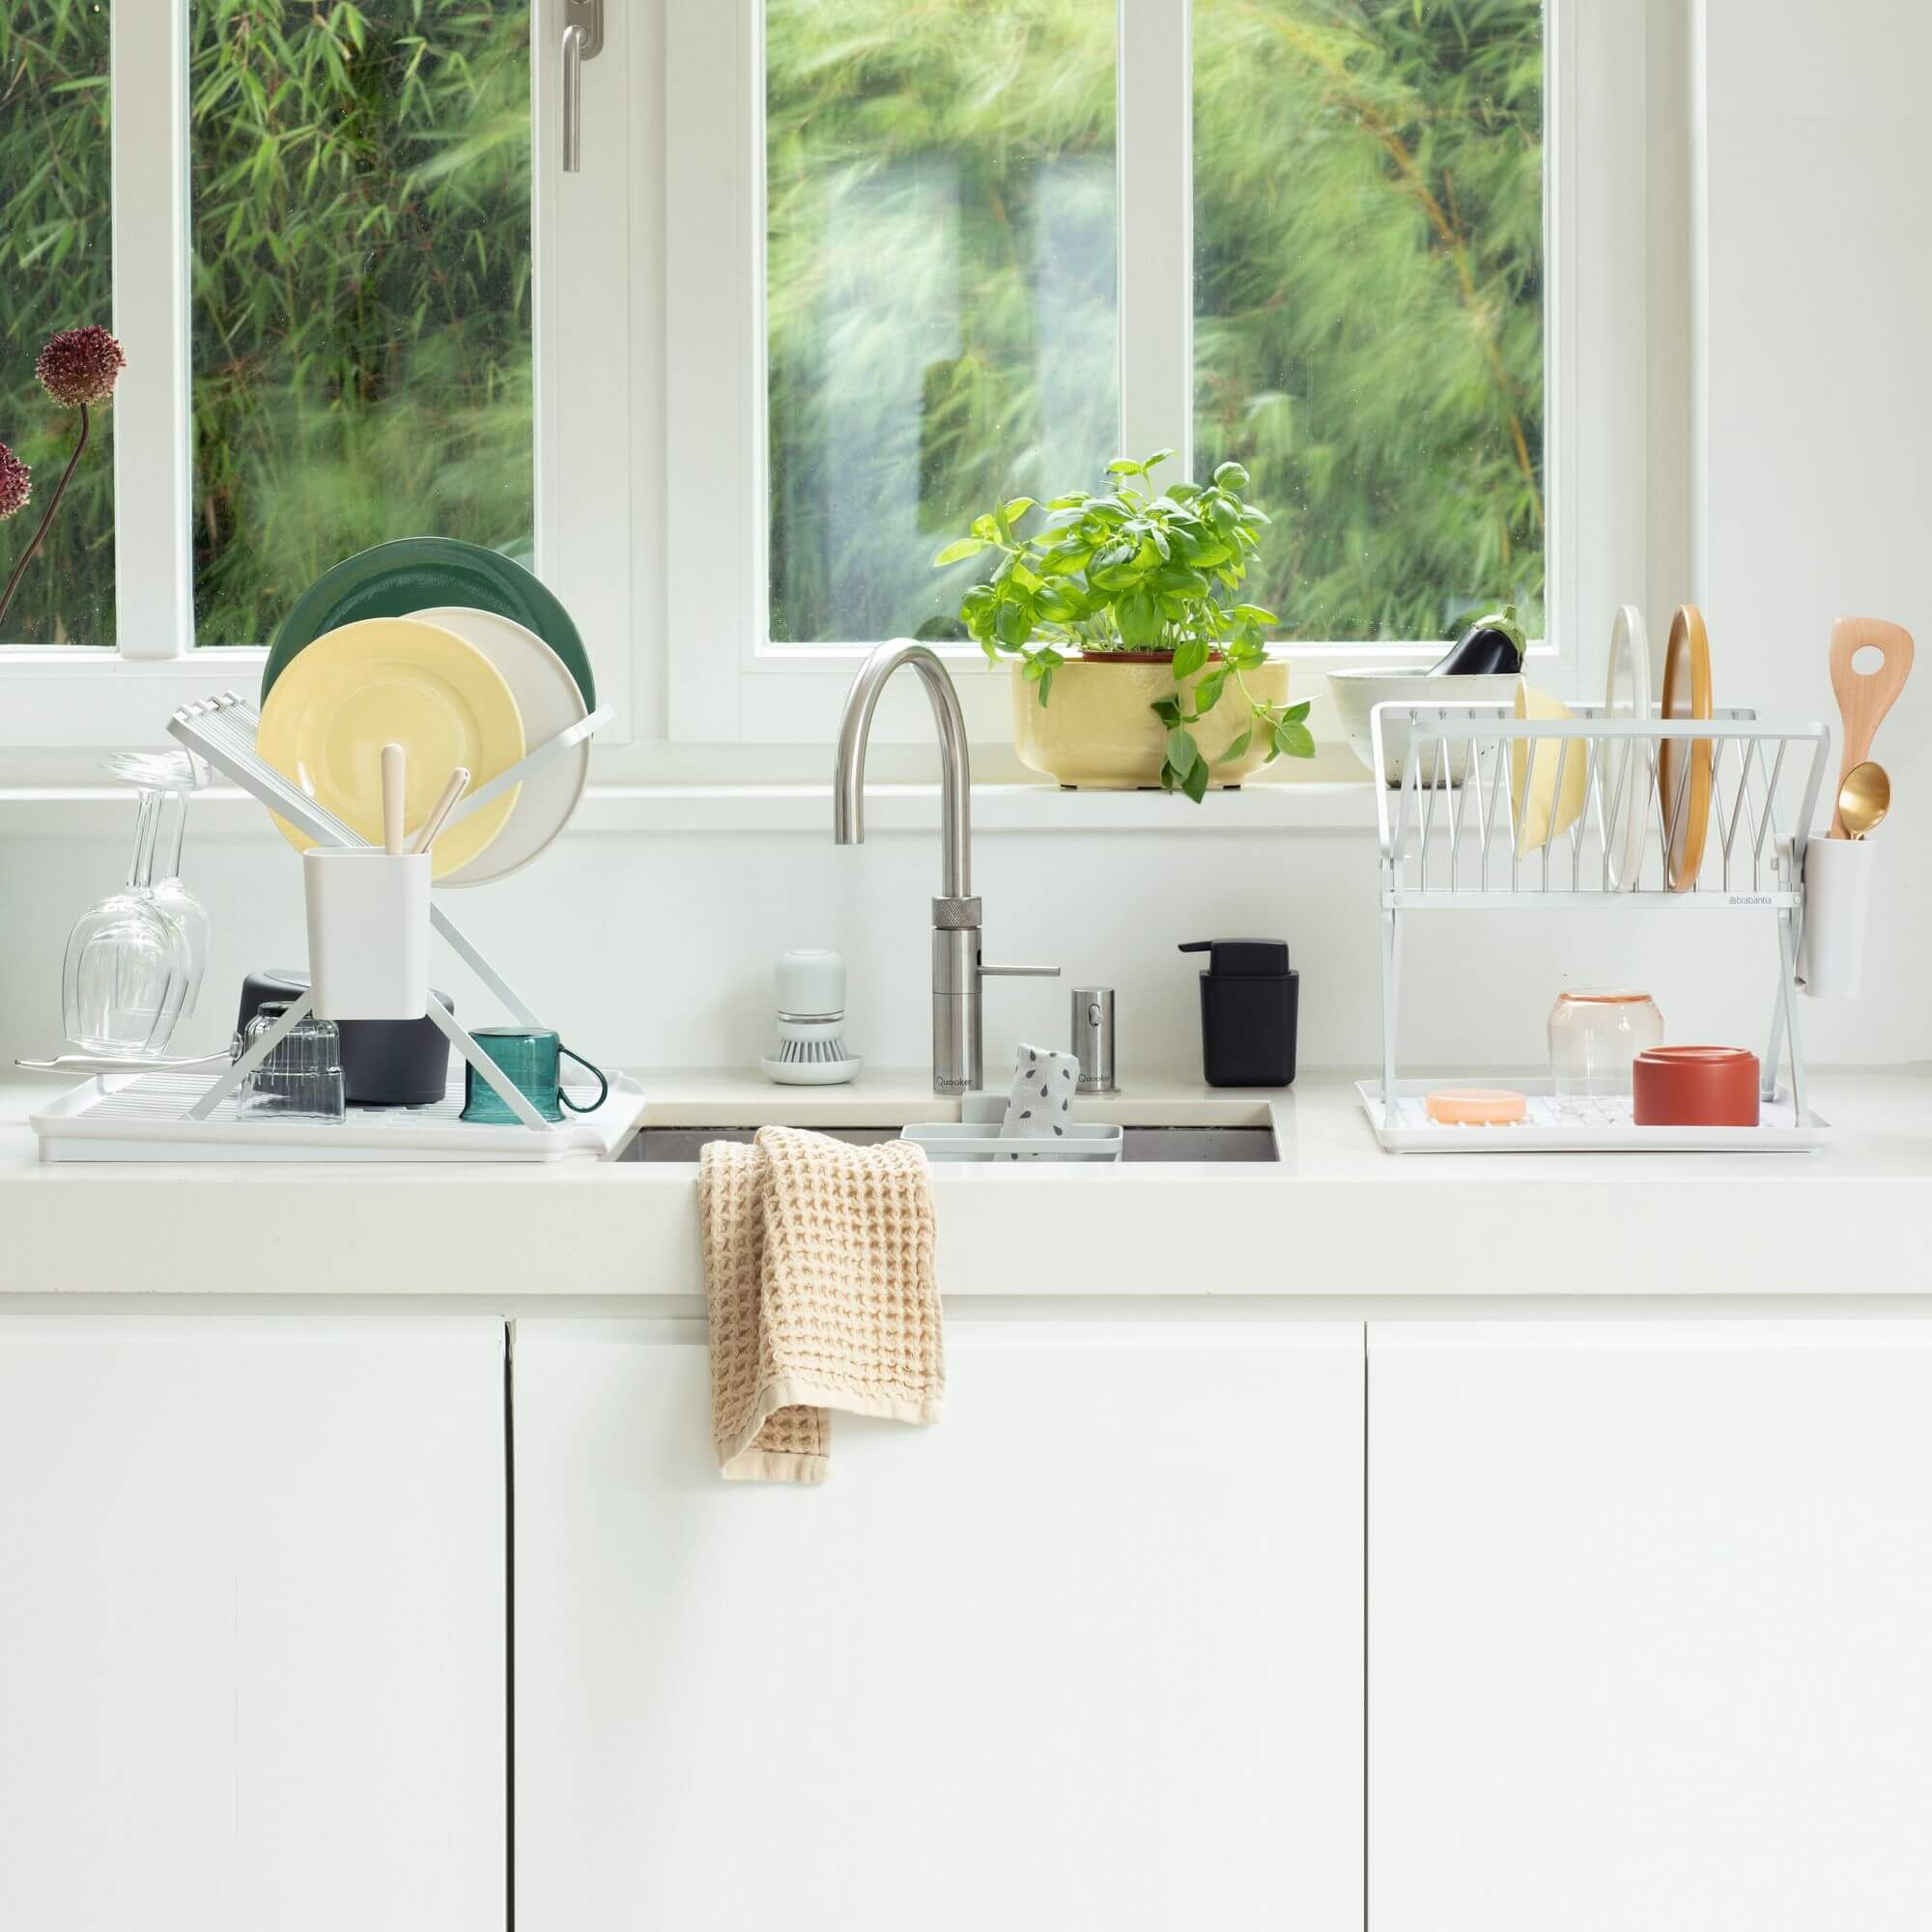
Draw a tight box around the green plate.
[262,538,595,713]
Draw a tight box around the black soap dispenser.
[1179,939,1298,1088]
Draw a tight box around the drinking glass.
[104,751,210,1019]
[1548,990,1664,1110]
[234,1003,346,1123]
[61,785,194,1056]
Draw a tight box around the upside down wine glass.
[60,780,200,1056]
[146,781,210,1017]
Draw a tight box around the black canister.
[236,969,452,1106]
[1179,939,1298,1088]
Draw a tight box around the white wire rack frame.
[1368,701,1833,1129]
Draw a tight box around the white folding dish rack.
[1361,700,1834,1152]
[30,689,636,1163]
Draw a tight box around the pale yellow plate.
[1510,683,1588,855]
[257,617,525,880]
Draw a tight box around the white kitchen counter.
[2,1065,1928,1298]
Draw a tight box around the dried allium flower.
[36,325,127,409]
[0,442,29,521]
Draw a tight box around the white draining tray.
[1356,1078,1830,1153]
[31,1071,647,1164]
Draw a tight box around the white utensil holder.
[302,849,431,1020]
[1797,836,1875,999]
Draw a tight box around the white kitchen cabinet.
[1369,1319,1932,1932]
[0,1316,506,1932]
[515,1314,1365,1931]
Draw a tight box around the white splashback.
[0,806,1919,1077]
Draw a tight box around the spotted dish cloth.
[698,1126,943,1484]
[1000,1042,1082,1146]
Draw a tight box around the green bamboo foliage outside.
[4,0,1540,654]
[1,0,531,647]
[1194,0,1545,641]
[0,0,115,643]
[187,0,533,644]
[766,0,1122,645]
[770,0,1543,646]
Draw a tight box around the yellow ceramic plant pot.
[1010,652,1290,789]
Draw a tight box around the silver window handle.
[561,0,605,174]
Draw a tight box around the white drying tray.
[902,1093,1122,1164]
[1356,1078,1830,1153]
[31,1070,647,1164]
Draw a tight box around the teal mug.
[462,1027,609,1124]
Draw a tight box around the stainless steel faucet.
[834,640,1059,1094]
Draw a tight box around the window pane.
[189,2,533,644]
[1193,0,1544,642]
[765,0,1119,644]
[0,1,115,646]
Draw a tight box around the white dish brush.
[760,949,862,1086]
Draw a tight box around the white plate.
[1604,605,1653,889]
[412,606,590,885]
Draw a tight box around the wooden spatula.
[1828,617,1914,837]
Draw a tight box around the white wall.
[1691,0,1929,1060]
[1,1,1924,1082]
[0,792,1912,1079]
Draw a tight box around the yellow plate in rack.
[1510,683,1588,855]
[257,617,525,880]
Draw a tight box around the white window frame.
[0,0,634,755]
[661,0,1666,752]
[4,0,1679,780]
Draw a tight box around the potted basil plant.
[933,451,1312,797]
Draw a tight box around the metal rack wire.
[1368,701,1833,1131]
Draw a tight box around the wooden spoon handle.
[381,742,407,856]
[1828,616,1913,836]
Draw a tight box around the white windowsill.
[0,778,1380,838]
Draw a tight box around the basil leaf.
[1273,719,1316,759]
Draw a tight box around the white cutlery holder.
[1797,836,1874,999]
[302,849,431,1019]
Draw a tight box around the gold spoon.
[1836,759,1890,839]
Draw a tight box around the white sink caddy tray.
[900,1093,1123,1163]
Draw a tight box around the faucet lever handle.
[980,964,1062,979]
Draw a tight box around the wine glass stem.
[128,789,160,891]
[152,788,188,884]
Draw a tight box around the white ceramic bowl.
[1326,668,1523,787]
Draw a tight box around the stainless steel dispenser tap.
[833,640,1059,1094]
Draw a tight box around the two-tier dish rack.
[1361,699,1833,1151]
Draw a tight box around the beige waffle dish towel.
[698,1126,943,1483]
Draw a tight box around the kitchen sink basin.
[622,1124,1277,1164]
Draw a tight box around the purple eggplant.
[1429,603,1527,675]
